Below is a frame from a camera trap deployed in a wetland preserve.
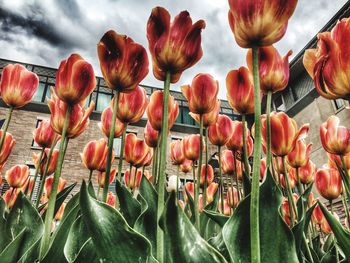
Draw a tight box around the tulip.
[208,114,233,146]
[97,30,149,92]
[146,90,179,131]
[226,67,254,115]
[97,147,115,172]
[144,121,159,148]
[226,187,239,208]
[281,194,298,227]
[114,86,148,124]
[3,188,18,209]
[124,167,144,190]
[195,164,214,188]
[147,7,205,83]
[98,169,116,189]
[298,160,316,185]
[170,140,185,165]
[260,158,267,181]
[280,169,297,190]
[0,63,39,108]
[33,119,58,148]
[274,156,290,175]
[0,175,2,186]
[124,133,150,168]
[48,88,95,139]
[80,139,108,171]
[303,18,350,99]
[320,116,350,155]
[167,175,180,192]
[0,131,15,165]
[178,200,185,210]
[24,178,35,197]
[184,182,194,202]
[287,139,312,168]
[99,106,124,138]
[247,46,292,94]
[180,159,193,173]
[44,176,66,199]
[206,182,218,204]
[106,192,116,208]
[228,0,298,48]
[315,166,342,200]
[218,198,232,216]
[182,134,205,161]
[55,54,96,105]
[312,204,324,225]
[226,121,253,155]
[142,149,153,167]
[54,203,66,221]
[181,74,219,114]
[189,100,220,127]
[221,150,235,175]
[5,165,29,188]
[198,194,204,212]
[33,148,59,176]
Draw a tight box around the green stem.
[88,170,93,184]
[250,46,262,263]
[265,90,272,168]
[233,151,241,201]
[296,167,303,195]
[154,138,161,185]
[342,190,350,229]
[176,165,179,200]
[117,123,127,183]
[194,114,203,230]
[29,147,45,200]
[152,146,157,185]
[218,146,224,214]
[241,114,249,196]
[39,106,71,259]
[230,175,235,213]
[203,128,209,208]
[303,233,314,263]
[330,200,340,263]
[97,185,101,199]
[282,156,298,226]
[0,107,13,153]
[103,91,119,202]
[156,71,171,262]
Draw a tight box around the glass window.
[28,164,41,202]
[182,107,194,125]
[96,93,113,112]
[334,99,345,110]
[33,82,46,102]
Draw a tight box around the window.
[334,99,345,111]
[113,131,137,157]
[274,95,286,111]
[96,92,113,112]
[28,164,42,203]
[32,82,47,102]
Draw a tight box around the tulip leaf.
[79,181,158,263]
[200,189,221,239]
[318,201,350,260]
[0,228,26,262]
[242,170,251,196]
[203,210,229,227]
[160,191,227,263]
[208,231,230,262]
[222,171,299,263]
[185,188,195,223]
[0,197,7,251]
[17,238,41,263]
[70,238,97,263]
[296,182,313,221]
[115,179,141,227]
[335,161,350,198]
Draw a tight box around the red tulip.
[99,106,124,138]
[226,186,239,208]
[0,175,2,186]
[144,121,159,148]
[124,167,150,190]
[299,160,316,185]
[106,192,116,208]
[190,100,220,127]
[55,203,66,221]
[124,133,150,168]
[196,164,214,188]
[226,121,254,157]
[320,116,350,155]
[219,198,232,216]
[280,169,297,189]
[182,134,205,161]
[287,139,312,168]
[170,140,185,165]
[198,194,204,212]
[260,158,267,181]
[147,7,205,83]
[274,156,290,175]
[181,74,219,114]
[33,148,59,176]
[184,182,194,202]
[98,169,116,188]
[55,54,96,105]
[0,64,39,108]
[80,139,108,171]
[24,178,35,197]
[97,147,115,172]
[228,0,298,48]
[0,131,15,165]
[327,152,350,170]
[3,188,18,208]
[180,159,193,173]
[5,165,29,188]
[247,46,292,94]
[33,119,58,148]
[97,30,149,92]
[312,204,324,225]
[226,67,254,115]
[146,90,179,131]
[206,182,218,204]
[208,114,233,146]
[48,88,95,139]
[142,149,153,167]
[281,194,298,227]
[315,166,342,200]
[44,176,66,198]
[304,18,350,99]
[221,150,235,175]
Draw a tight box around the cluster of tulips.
[1,0,350,262]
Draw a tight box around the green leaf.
[185,188,195,223]
[296,182,313,221]
[222,171,299,263]
[203,210,229,228]
[0,197,8,252]
[115,179,141,227]
[0,228,26,263]
[16,238,41,263]
[242,170,251,196]
[160,191,227,263]
[80,181,158,263]
[208,232,230,262]
[70,238,98,263]
[199,190,220,239]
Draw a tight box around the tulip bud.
[208,115,233,146]
[299,160,316,185]
[99,106,124,138]
[226,187,238,208]
[144,121,159,148]
[98,169,116,189]
[170,140,185,165]
[0,131,15,165]
[124,167,143,190]
[0,64,39,108]
[106,192,117,208]
[98,30,149,92]
[3,188,18,208]
[33,119,58,148]
[44,176,66,199]
[33,148,59,176]
[147,7,205,83]
[80,139,108,171]
[124,133,150,168]
[190,100,220,128]
[182,134,205,161]
[147,90,179,131]
[5,165,29,188]
[315,166,342,200]
[55,54,96,105]
[206,182,219,204]
[179,159,193,173]
[196,164,214,188]
[54,203,66,221]
[178,200,185,210]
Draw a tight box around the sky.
[0,0,348,99]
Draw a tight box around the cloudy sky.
[0,0,347,98]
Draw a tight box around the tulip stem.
[0,106,13,153]
[156,71,171,262]
[330,199,340,263]
[342,191,350,229]
[241,114,249,196]
[218,145,224,214]
[103,91,119,202]
[35,135,58,208]
[230,175,235,213]
[282,156,298,225]
[296,167,303,195]
[117,123,127,183]
[251,46,262,263]
[303,233,314,263]
[341,156,350,200]
[88,170,93,184]
[39,106,71,259]
[29,147,45,200]
[176,165,179,200]
[266,90,272,168]
[152,146,157,185]
[203,127,209,208]
[233,151,241,201]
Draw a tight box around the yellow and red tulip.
[99,106,124,138]
[287,139,312,168]
[33,119,58,148]
[208,115,233,146]
[196,164,214,188]
[281,194,299,227]
[3,188,18,209]
[218,198,232,216]
[24,178,35,197]
[97,30,149,92]
[80,139,108,171]
[170,140,185,165]
[180,159,193,173]
[298,160,316,185]
[98,169,116,188]
[44,176,66,199]
[106,192,116,208]
[315,166,342,200]
[54,203,66,221]
[0,131,15,165]
[33,148,59,176]
[184,182,194,202]
[182,134,205,161]
[226,186,239,208]
[147,7,205,83]
[144,121,159,148]
[189,100,220,127]
[0,64,39,108]
[226,121,254,157]
[327,152,350,170]
[221,150,235,175]
[5,164,29,188]
[280,169,297,190]
[124,167,151,190]
[124,133,150,168]
[206,182,219,204]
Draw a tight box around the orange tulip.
[55,54,96,105]
[5,164,29,188]
[24,177,35,197]
[97,148,115,172]
[114,86,148,124]
[315,166,342,200]
[0,175,2,186]
[320,116,350,155]
[281,194,299,227]
[180,159,193,173]
[98,169,116,188]
[226,67,254,115]
[206,182,218,204]
[106,192,116,208]
[208,114,233,146]
[280,169,297,189]
[184,182,194,202]
[287,139,312,168]
[124,167,147,190]
[142,149,153,168]
[274,156,290,175]
[44,176,66,199]
[146,90,179,131]
[48,88,95,139]
[228,0,297,48]
[0,64,39,108]
[33,119,58,148]
[99,106,124,138]
[298,160,316,185]
[33,148,59,175]
[247,46,292,94]
[0,131,15,165]
[144,121,159,148]
[182,134,205,161]
[54,203,66,221]
[147,7,205,83]
[124,133,150,168]
[181,74,219,114]
[261,112,310,156]
[190,100,220,127]
[3,188,18,208]
[196,164,214,188]
[80,139,108,171]
[226,121,253,156]
[221,150,235,175]
[97,30,149,92]
[170,140,185,165]
[219,198,232,216]
[327,152,350,170]
[226,186,239,208]
[304,18,350,99]
[312,203,324,225]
